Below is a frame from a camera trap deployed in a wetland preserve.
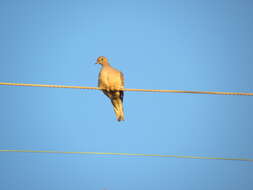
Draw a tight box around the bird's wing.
[120,72,124,102]
[120,72,124,88]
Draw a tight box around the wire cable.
[0,149,252,162]
[1,83,252,162]
[0,82,253,96]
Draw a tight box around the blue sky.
[0,0,253,189]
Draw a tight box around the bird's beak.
[95,61,99,64]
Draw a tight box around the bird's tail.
[111,98,124,121]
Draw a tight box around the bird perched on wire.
[96,56,125,121]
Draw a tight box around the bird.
[96,56,125,121]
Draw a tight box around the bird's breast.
[99,68,123,90]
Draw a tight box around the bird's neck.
[102,62,110,66]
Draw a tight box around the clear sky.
[0,0,253,189]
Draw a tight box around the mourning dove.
[96,56,125,121]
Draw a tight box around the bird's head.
[95,56,109,66]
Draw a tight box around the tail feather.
[111,98,124,121]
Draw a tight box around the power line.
[1,83,252,163]
[0,149,252,162]
[1,82,253,96]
